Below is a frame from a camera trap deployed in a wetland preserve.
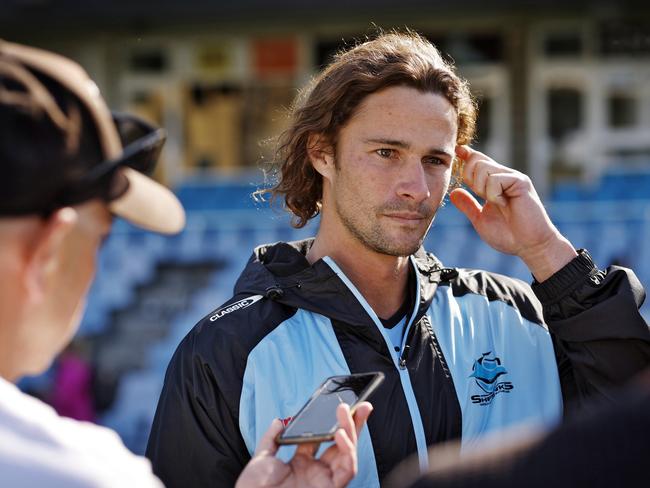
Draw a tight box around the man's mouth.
[384,212,426,222]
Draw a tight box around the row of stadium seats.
[76,175,650,453]
[552,170,650,202]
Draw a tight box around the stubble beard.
[336,198,437,257]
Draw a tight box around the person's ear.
[24,208,78,303]
[307,133,336,181]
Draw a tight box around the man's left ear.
[24,208,78,303]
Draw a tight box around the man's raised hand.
[450,145,577,282]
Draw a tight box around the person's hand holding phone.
[235,401,373,488]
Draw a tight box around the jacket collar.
[233,239,445,329]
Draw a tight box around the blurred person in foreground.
[0,40,368,488]
[0,38,183,487]
[147,30,650,487]
[0,40,364,488]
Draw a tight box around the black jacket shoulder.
[442,267,545,327]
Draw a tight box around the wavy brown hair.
[262,31,477,228]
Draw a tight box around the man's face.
[326,85,457,257]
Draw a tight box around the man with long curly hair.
[148,31,649,487]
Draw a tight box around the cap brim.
[108,167,185,235]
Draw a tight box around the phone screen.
[278,372,383,443]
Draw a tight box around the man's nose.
[396,159,430,203]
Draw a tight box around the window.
[185,83,244,170]
[547,88,583,141]
[431,33,503,64]
[599,21,650,57]
[128,49,167,73]
[465,34,504,63]
[543,32,583,57]
[608,94,638,128]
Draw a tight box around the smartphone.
[276,372,384,445]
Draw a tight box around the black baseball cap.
[0,40,185,234]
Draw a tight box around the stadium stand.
[29,171,650,454]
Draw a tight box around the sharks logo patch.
[469,352,514,405]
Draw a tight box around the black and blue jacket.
[146,240,650,487]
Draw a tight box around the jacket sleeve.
[145,335,250,488]
[531,249,650,408]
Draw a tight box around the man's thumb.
[449,188,482,225]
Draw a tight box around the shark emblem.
[469,352,514,404]
[470,352,508,392]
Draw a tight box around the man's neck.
[306,226,412,320]
[0,284,23,383]
[0,329,20,383]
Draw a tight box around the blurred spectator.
[50,340,96,422]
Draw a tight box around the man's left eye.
[423,156,444,166]
[376,148,394,158]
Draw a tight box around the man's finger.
[455,145,483,187]
[485,173,513,208]
[456,145,497,164]
[449,188,482,225]
[254,419,284,456]
[456,145,512,191]
[485,171,531,208]
[468,161,511,195]
[455,144,481,161]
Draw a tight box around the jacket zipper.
[323,255,430,472]
[399,345,411,369]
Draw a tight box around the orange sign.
[252,38,298,77]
